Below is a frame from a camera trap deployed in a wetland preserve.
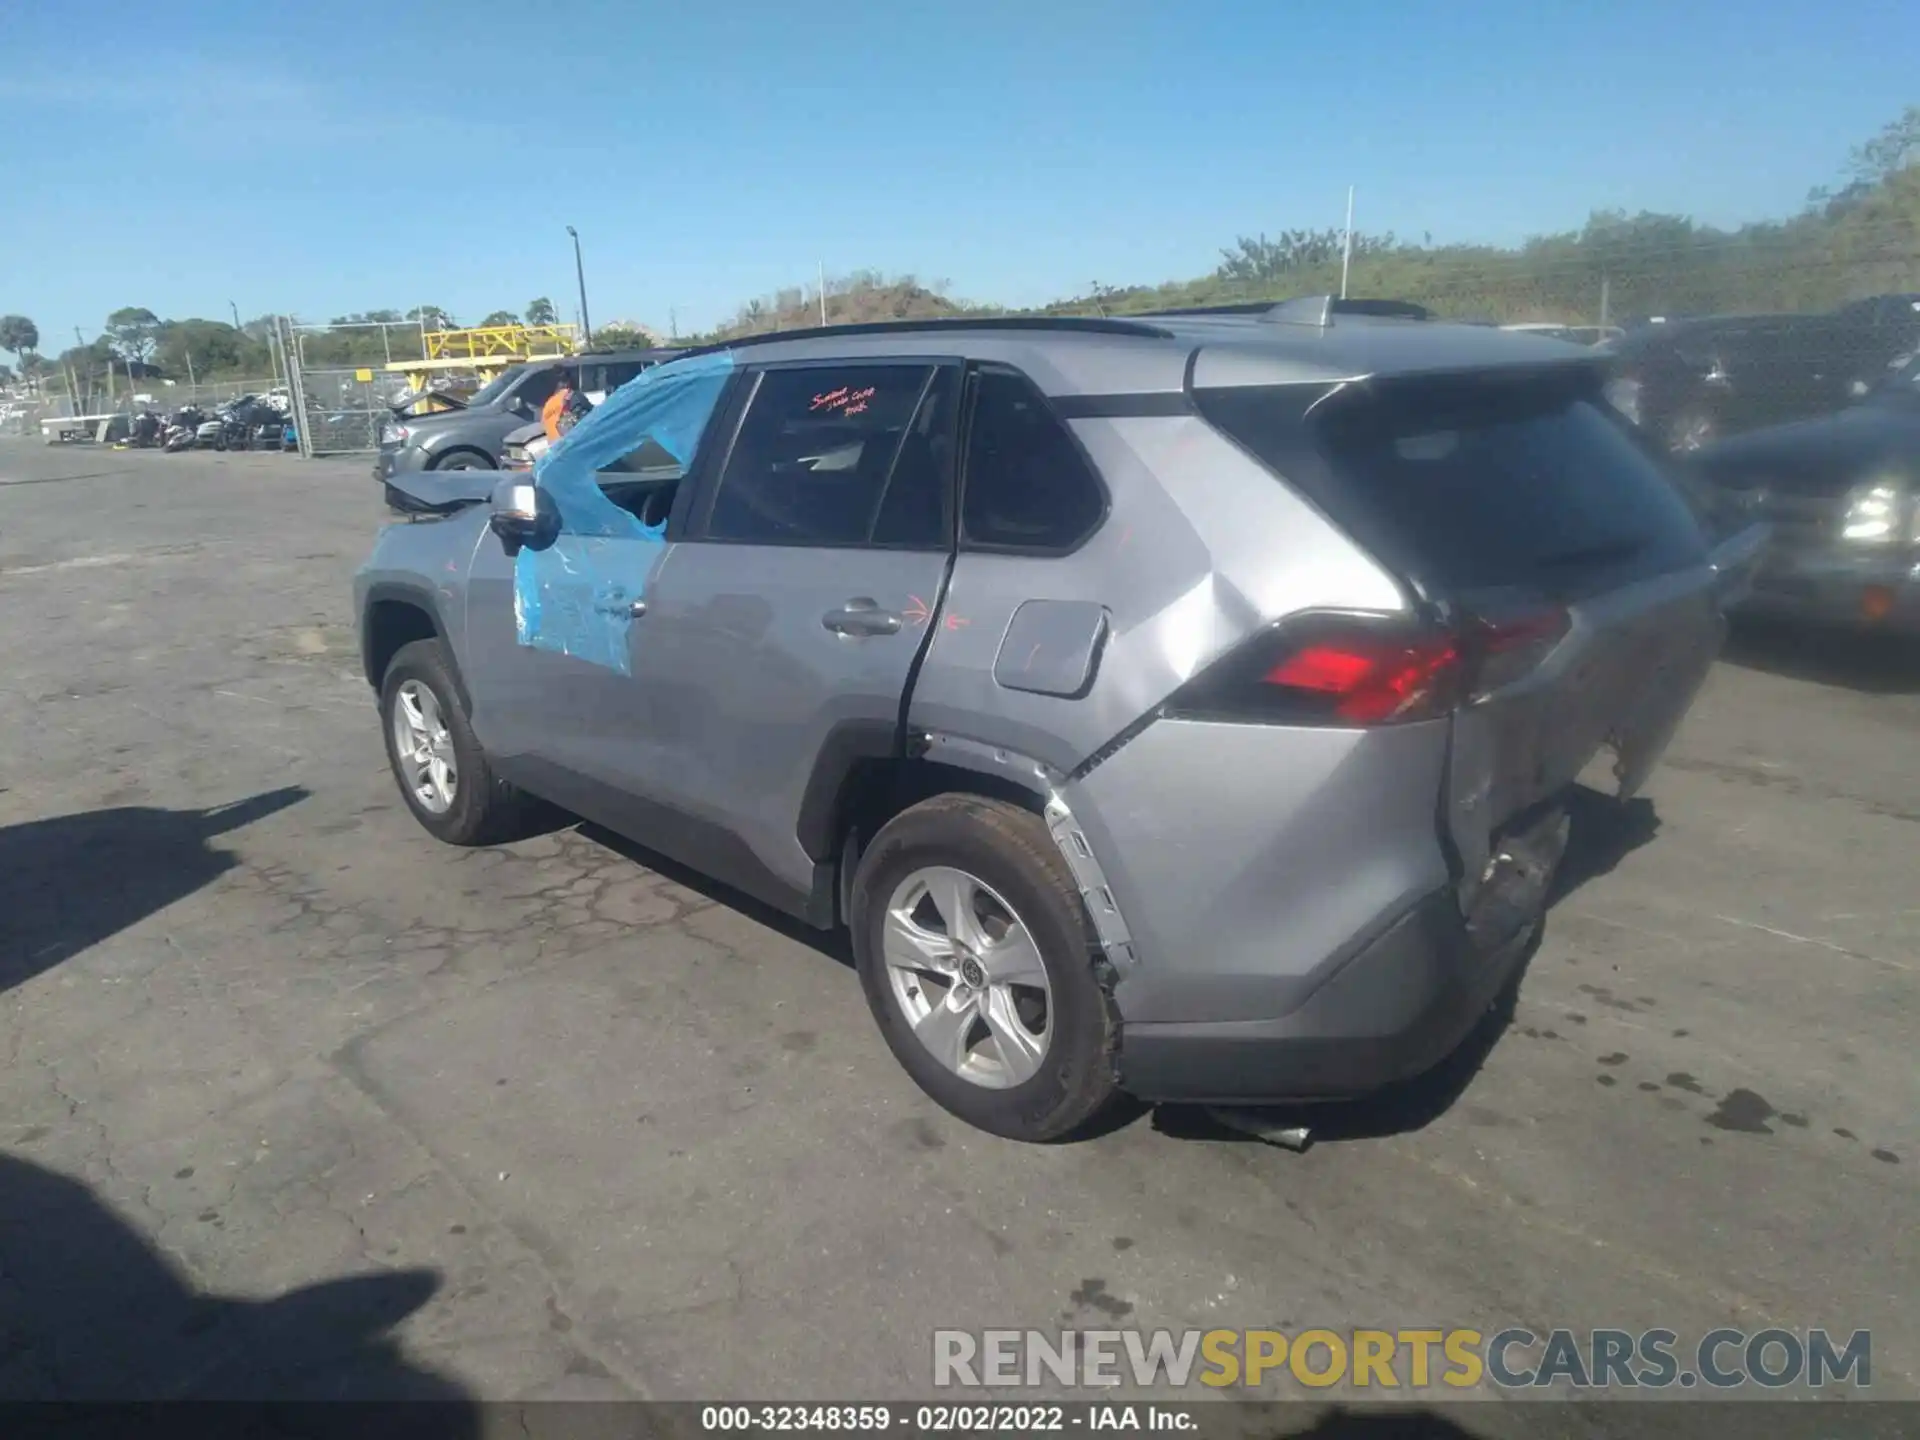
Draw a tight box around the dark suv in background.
[1606,295,1920,451]
[376,349,682,510]
[1686,349,1920,635]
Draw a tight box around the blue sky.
[1,0,1913,346]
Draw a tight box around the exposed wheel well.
[362,598,440,690]
[429,447,496,470]
[822,756,1047,927]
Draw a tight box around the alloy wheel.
[390,679,458,814]
[881,866,1053,1089]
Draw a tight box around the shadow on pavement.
[1155,785,1665,1149]
[0,787,307,995]
[1548,789,1661,906]
[1721,616,1920,695]
[575,819,855,968]
[566,782,1661,1152]
[1151,933,1537,1150]
[0,1153,472,1430]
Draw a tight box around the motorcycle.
[162,406,206,452]
[197,395,270,451]
[119,410,163,448]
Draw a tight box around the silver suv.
[355,301,1762,1142]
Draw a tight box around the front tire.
[378,638,530,845]
[850,794,1120,1142]
[432,451,494,471]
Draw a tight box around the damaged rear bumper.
[1116,887,1531,1104]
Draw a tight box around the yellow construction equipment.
[427,322,578,361]
[384,322,581,396]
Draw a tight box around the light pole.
[566,225,592,346]
[229,300,243,331]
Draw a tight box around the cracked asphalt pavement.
[0,439,1914,1420]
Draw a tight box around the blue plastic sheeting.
[514,350,734,674]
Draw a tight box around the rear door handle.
[822,598,903,637]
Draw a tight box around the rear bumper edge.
[1117,889,1528,1104]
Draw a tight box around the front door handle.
[822,598,903,637]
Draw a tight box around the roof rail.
[1136,301,1277,318]
[676,314,1174,360]
[1138,297,1434,328]
[1262,296,1433,328]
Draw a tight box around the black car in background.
[1686,350,1920,635]
[1606,295,1920,452]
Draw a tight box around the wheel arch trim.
[360,580,473,714]
[917,732,1139,973]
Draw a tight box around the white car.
[499,420,551,472]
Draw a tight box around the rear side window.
[961,367,1106,552]
[1197,375,1708,595]
[704,364,948,547]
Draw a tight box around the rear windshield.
[1196,374,1709,595]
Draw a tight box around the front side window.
[704,364,950,547]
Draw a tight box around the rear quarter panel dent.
[1065,716,1454,1026]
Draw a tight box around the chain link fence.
[5,377,289,441]
[284,321,397,457]
[283,319,471,457]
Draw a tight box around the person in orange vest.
[540,372,577,441]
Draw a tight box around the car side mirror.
[488,478,555,554]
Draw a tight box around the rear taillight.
[1263,633,1460,723]
[1166,605,1569,728]
[1166,614,1461,727]
[1463,604,1572,696]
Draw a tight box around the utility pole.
[74,327,90,410]
[229,300,243,331]
[1340,186,1356,300]
[818,261,829,326]
[1599,274,1612,331]
[566,226,592,345]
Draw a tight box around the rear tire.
[850,794,1120,1142]
[378,638,531,846]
